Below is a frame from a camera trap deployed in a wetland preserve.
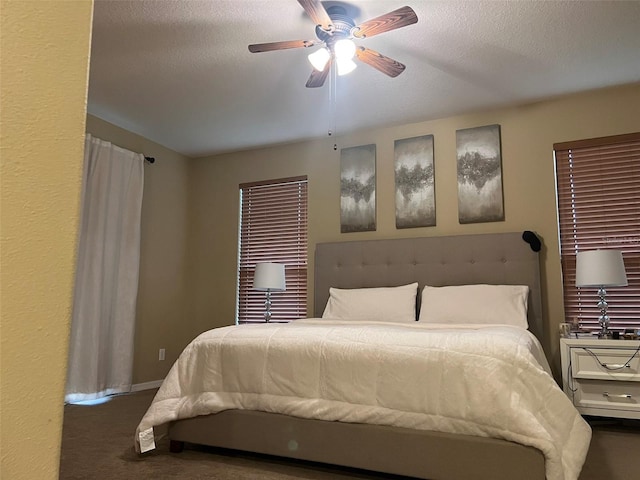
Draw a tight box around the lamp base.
[597,287,610,339]
[264,290,272,323]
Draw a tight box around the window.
[555,132,640,331]
[237,176,308,323]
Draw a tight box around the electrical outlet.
[159,348,165,361]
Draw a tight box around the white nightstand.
[560,337,640,419]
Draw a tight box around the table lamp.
[253,262,286,323]
[575,249,627,338]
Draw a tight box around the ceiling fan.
[248,1,418,88]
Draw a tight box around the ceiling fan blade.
[297,0,333,31]
[248,40,317,53]
[353,6,418,39]
[306,59,332,88]
[356,47,406,77]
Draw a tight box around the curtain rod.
[144,156,155,164]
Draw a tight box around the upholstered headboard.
[314,232,543,342]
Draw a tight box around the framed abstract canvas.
[394,135,435,228]
[340,144,376,233]
[456,124,504,224]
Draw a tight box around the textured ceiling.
[88,0,640,158]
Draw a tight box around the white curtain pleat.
[65,134,144,403]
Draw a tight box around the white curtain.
[65,134,144,403]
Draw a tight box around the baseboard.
[131,380,163,392]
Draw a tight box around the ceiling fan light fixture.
[334,38,356,60]
[308,47,331,71]
[249,3,418,88]
[337,58,357,76]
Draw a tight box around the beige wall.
[85,115,193,383]
[188,83,640,376]
[0,1,93,479]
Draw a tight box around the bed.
[136,232,591,480]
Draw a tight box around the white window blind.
[237,176,308,323]
[555,132,640,331]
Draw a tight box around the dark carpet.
[59,389,640,479]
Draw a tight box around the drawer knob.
[603,392,633,399]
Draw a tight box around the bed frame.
[168,232,546,480]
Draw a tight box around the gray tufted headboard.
[314,232,543,342]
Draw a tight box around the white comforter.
[136,320,591,480]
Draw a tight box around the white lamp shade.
[253,263,286,291]
[575,250,628,287]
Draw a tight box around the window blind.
[555,132,640,331]
[237,176,308,323]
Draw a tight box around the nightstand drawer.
[573,379,640,413]
[561,338,640,419]
[570,347,640,381]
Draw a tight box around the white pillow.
[322,283,418,323]
[418,284,529,328]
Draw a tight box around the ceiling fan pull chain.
[330,65,337,150]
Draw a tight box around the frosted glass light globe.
[334,39,356,60]
[308,47,331,71]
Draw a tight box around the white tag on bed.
[139,428,156,453]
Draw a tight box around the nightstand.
[560,337,640,419]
